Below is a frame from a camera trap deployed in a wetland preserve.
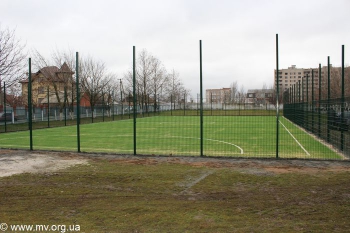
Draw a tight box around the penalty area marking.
[171,136,243,154]
[279,120,310,156]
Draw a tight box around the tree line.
[0,25,190,116]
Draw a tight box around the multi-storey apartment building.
[274,64,350,103]
[274,65,324,91]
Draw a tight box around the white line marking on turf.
[180,170,215,194]
[171,136,243,154]
[279,120,310,156]
[206,138,244,154]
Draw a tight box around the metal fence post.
[312,69,314,134]
[3,82,7,132]
[112,90,115,121]
[133,46,137,155]
[298,80,301,126]
[298,80,301,103]
[318,64,321,137]
[341,45,345,151]
[301,78,304,103]
[128,92,131,119]
[47,87,50,127]
[28,58,33,150]
[64,87,67,126]
[293,84,296,123]
[291,85,293,122]
[327,56,331,143]
[275,34,280,159]
[91,83,94,123]
[306,73,309,131]
[210,92,213,116]
[76,52,81,152]
[302,78,305,128]
[120,79,123,120]
[199,40,204,157]
[102,92,105,122]
[184,93,186,116]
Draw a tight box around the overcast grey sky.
[1,0,349,97]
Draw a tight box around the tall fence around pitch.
[284,47,349,158]
[0,42,348,160]
[284,97,350,156]
[0,99,345,160]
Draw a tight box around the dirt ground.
[1,149,350,177]
[0,149,88,177]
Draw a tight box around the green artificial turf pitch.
[0,116,342,159]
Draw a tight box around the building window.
[38,87,45,94]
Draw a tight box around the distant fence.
[0,100,277,131]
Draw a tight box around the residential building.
[246,89,274,105]
[274,65,350,102]
[274,65,324,92]
[19,63,75,107]
[206,88,231,103]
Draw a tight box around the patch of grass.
[1,158,350,232]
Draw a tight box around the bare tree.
[237,85,246,106]
[321,66,350,100]
[167,69,183,109]
[136,50,154,113]
[262,82,268,90]
[80,56,113,117]
[0,25,27,87]
[149,56,168,111]
[102,73,118,117]
[124,49,186,112]
[230,81,238,103]
[124,49,170,113]
[5,82,25,107]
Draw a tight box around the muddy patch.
[0,151,88,177]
